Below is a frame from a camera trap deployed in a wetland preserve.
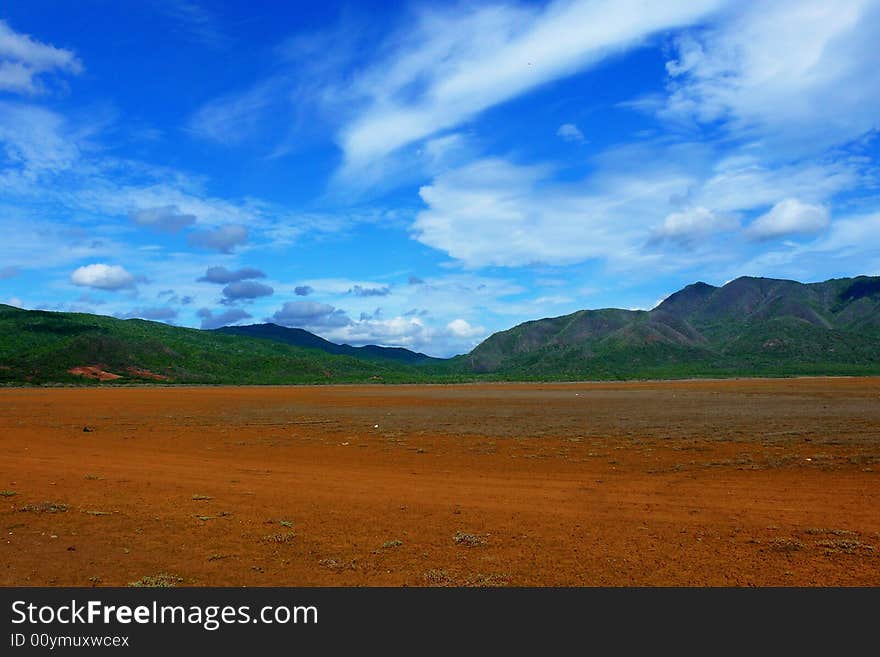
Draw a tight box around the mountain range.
[465,275,880,378]
[215,323,440,365]
[1,274,879,384]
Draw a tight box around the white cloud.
[691,156,860,213]
[70,264,136,291]
[0,102,80,177]
[654,206,739,244]
[414,156,691,267]
[746,199,830,241]
[731,210,880,281]
[319,314,487,356]
[658,0,880,156]
[446,318,483,338]
[188,79,280,144]
[337,0,723,176]
[557,123,585,142]
[0,20,82,95]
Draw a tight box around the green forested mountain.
[2,275,880,384]
[463,276,880,379]
[215,323,441,365]
[0,305,431,384]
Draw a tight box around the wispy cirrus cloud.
[0,19,82,95]
[647,0,880,157]
[333,0,723,178]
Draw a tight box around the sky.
[0,0,878,357]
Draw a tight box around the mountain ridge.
[2,274,880,384]
[214,323,440,365]
[464,274,880,378]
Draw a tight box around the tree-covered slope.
[0,305,428,384]
[215,323,441,365]
[463,276,880,378]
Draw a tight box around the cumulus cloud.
[0,20,83,95]
[407,276,424,285]
[198,265,266,284]
[187,224,248,253]
[197,307,253,330]
[269,301,351,328]
[349,284,390,297]
[746,199,830,241]
[294,285,313,296]
[130,205,197,232]
[557,123,585,142]
[320,315,487,356]
[70,263,136,291]
[414,157,685,267]
[445,318,483,339]
[653,206,739,245]
[119,307,178,321]
[221,280,274,303]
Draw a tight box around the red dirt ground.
[124,367,169,381]
[67,366,122,381]
[1,378,878,586]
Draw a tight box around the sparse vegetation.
[816,539,875,555]
[128,573,183,587]
[19,501,68,513]
[382,539,403,549]
[262,532,296,544]
[191,494,212,501]
[767,537,804,553]
[453,532,486,547]
[0,490,16,497]
[462,572,511,587]
[803,528,857,537]
[423,569,452,586]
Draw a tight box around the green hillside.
[215,323,442,365]
[463,275,880,379]
[3,274,880,385]
[0,304,443,385]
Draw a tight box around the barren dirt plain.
[1,378,879,586]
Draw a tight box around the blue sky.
[0,0,878,356]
